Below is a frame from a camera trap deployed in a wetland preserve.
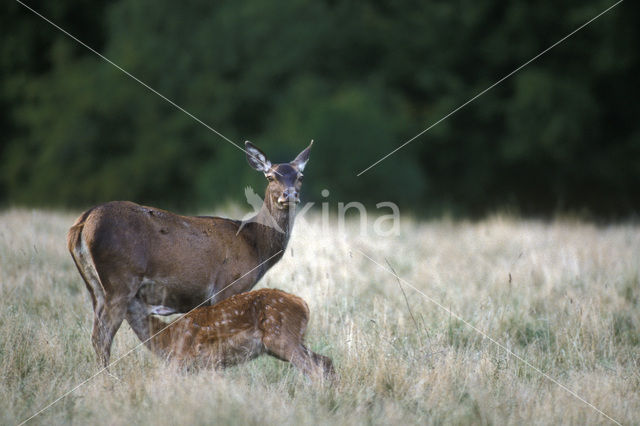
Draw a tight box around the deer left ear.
[245,141,272,173]
[291,140,313,172]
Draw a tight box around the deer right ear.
[245,141,272,173]
[291,140,313,171]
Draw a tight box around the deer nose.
[279,188,299,204]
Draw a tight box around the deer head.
[245,140,313,210]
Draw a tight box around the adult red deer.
[67,141,312,366]
[144,288,335,380]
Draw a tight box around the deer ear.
[291,140,313,172]
[245,141,272,173]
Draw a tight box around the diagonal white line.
[15,0,245,154]
[18,250,283,426]
[356,0,624,176]
[353,247,621,425]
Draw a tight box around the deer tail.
[67,208,105,310]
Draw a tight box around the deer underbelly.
[137,265,258,315]
[137,277,212,314]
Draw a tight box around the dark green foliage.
[1,0,638,216]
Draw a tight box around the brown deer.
[143,288,335,379]
[67,141,312,366]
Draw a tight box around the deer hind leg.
[92,296,129,367]
[88,268,144,368]
[299,345,335,380]
[70,233,115,366]
[261,311,335,380]
[69,218,141,367]
[264,338,334,380]
[287,344,335,380]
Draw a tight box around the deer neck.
[243,191,294,268]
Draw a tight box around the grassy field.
[1,209,638,425]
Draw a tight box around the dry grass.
[0,209,638,425]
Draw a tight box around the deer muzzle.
[278,188,300,206]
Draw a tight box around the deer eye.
[297,174,304,182]
[266,175,275,182]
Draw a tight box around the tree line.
[2,0,638,218]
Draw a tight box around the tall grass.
[1,209,638,425]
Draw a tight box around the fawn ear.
[291,140,313,172]
[245,141,272,173]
